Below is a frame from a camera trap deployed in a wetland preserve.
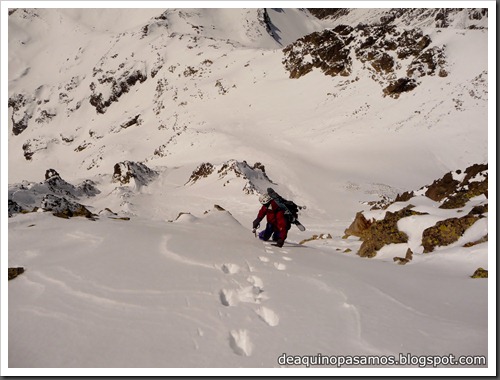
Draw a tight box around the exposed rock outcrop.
[343,211,373,239]
[345,163,488,259]
[356,205,426,258]
[307,8,488,29]
[112,161,158,187]
[186,160,275,195]
[393,248,413,265]
[8,93,32,135]
[187,163,215,184]
[40,194,95,219]
[299,233,332,245]
[9,267,25,280]
[470,267,488,278]
[8,168,100,218]
[370,163,488,211]
[8,199,26,217]
[421,214,481,253]
[282,23,448,97]
[89,64,147,114]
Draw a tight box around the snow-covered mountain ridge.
[5,6,493,374]
[8,8,488,181]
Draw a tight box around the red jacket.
[255,200,288,240]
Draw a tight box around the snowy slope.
[7,205,488,371]
[3,5,494,376]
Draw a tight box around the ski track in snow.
[160,235,217,270]
[32,271,144,310]
[65,231,104,246]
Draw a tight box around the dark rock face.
[40,194,95,219]
[90,68,147,114]
[77,179,101,197]
[258,9,280,43]
[440,165,488,209]
[120,114,141,129]
[283,27,353,79]
[21,138,49,161]
[112,161,158,186]
[9,94,31,135]
[8,199,25,217]
[307,8,488,29]
[306,9,350,20]
[282,23,447,97]
[425,172,460,202]
[424,163,488,209]
[383,78,418,98]
[8,168,101,218]
[187,163,215,184]
[42,168,100,199]
[186,160,275,195]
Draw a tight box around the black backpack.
[267,188,300,222]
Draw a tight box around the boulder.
[421,215,480,253]
[393,248,413,265]
[40,194,95,219]
[343,212,372,239]
[470,268,488,278]
[8,199,25,217]
[357,205,425,258]
[8,267,25,280]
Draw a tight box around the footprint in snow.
[246,275,264,289]
[274,262,286,271]
[220,263,240,274]
[219,285,264,306]
[258,256,270,262]
[255,306,280,327]
[219,289,234,306]
[229,329,253,356]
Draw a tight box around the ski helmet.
[259,193,272,205]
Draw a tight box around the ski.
[294,220,306,232]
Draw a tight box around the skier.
[252,193,288,247]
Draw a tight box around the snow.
[7,209,489,373]
[1,2,496,377]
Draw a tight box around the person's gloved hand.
[252,219,260,230]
